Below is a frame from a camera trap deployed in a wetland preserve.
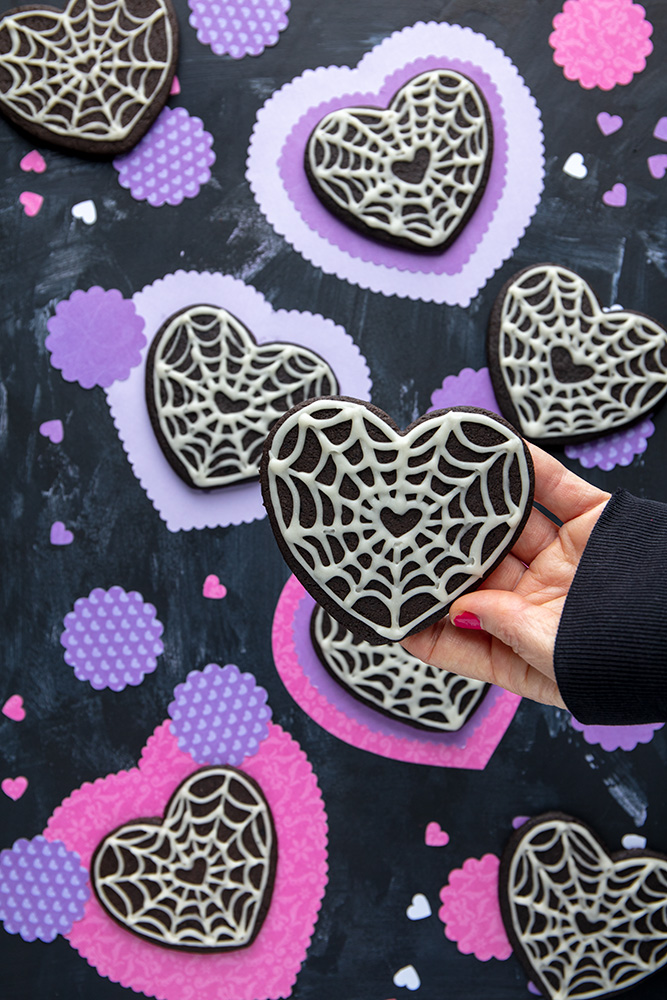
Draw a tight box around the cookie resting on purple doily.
[0,837,89,943]
[188,0,290,58]
[113,107,215,207]
[60,586,164,691]
[46,287,146,389]
[168,663,272,765]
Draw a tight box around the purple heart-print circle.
[188,0,290,58]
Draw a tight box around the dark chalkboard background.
[1,1,667,997]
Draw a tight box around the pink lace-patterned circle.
[439,854,512,962]
[549,0,653,91]
[45,721,328,1000]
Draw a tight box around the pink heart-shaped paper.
[602,182,627,207]
[202,574,227,599]
[425,821,450,847]
[19,191,43,216]
[19,149,46,172]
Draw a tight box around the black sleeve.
[554,489,667,726]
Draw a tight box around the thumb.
[448,589,560,675]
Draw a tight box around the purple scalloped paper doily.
[61,586,164,691]
[104,271,371,531]
[113,108,215,207]
[430,367,654,473]
[570,716,664,752]
[168,663,271,764]
[293,593,499,750]
[279,56,507,277]
[0,837,89,943]
[247,21,544,305]
[188,0,290,58]
[46,288,146,390]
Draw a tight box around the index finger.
[526,441,610,524]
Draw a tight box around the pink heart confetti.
[39,419,64,443]
[19,191,43,216]
[202,574,227,599]
[170,75,181,95]
[50,521,74,546]
[648,154,667,179]
[596,112,623,135]
[654,117,667,142]
[20,150,46,173]
[2,695,25,722]
[425,821,450,847]
[602,182,627,207]
[2,776,28,801]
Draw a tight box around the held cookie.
[0,0,178,155]
[305,68,492,252]
[145,304,338,489]
[310,603,488,732]
[91,766,277,951]
[260,397,534,644]
[488,263,667,444]
[500,813,667,1000]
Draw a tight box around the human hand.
[400,443,611,708]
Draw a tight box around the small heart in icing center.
[379,507,422,538]
[550,345,595,383]
[391,147,431,186]
[174,856,208,886]
[575,912,607,936]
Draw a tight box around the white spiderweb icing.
[494,264,667,441]
[265,401,532,642]
[92,767,276,950]
[311,603,487,731]
[147,305,338,489]
[0,0,175,143]
[504,816,667,1000]
[306,69,491,250]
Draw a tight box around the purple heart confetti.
[648,154,667,179]
[654,116,667,142]
[39,419,64,443]
[596,112,623,135]
[602,182,627,207]
[50,522,73,546]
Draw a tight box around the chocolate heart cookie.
[146,304,338,489]
[0,0,178,155]
[311,603,488,731]
[305,69,492,252]
[500,813,667,999]
[488,264,667,443]
[91,767,277,950]
[261,398,533,644]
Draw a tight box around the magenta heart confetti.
[596,111,623,135]
[50,521,73,546]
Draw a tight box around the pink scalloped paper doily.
[247,21,544,306]
[104,271,371,531]
[44,721,328,1000]
[439,854,511,962]
[272,576,521,768]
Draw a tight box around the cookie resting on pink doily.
[114,108,215,207]
[439,854,512,962]
[550,0,653,91]
[188,0,290,58]
[46,287,146,389]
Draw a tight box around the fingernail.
[453,612,482,630]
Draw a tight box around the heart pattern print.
[500,813,667,1000]
[0,0,178,154]
[261,398,533,644]
[310,604,488,732]
[305,69,492,251]
[488,264,667,443]
[146,304,338,489]
[91,766,277,950]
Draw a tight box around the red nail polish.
[453,612,482,630]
